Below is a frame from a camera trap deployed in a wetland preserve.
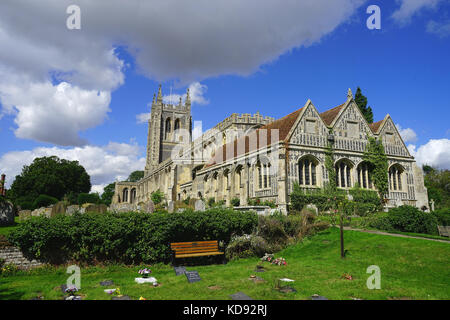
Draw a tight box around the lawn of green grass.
[1,228,449,300]
[0,217,21,236]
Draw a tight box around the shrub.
[225,234,271,260]
[207,197,215,207]
[432,208,450,226]
[256,215,289,247]
[369,205,438,235]
[230,198,240,207]
[77,192,102,205]
[151,190,164,205]
[32,194,58,209]
[7,208,257,264]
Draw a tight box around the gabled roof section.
[368,114,389,134]
[319,103,346,126]
[204,106,304,168]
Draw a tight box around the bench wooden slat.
[170,240,224,259]
[176,252,224,258]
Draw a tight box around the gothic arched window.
[357,161,374,189]
[165,118,171,139]
[256,160,271,190]
[298,156,318,186]
[122,188,129,203]
[335,159,353,188]
[389,164,404,191]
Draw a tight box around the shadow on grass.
[0,287,25,300]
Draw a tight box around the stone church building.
[112,86,429,213]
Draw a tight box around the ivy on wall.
[363,136,389,200]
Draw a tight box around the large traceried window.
[256,161,271,190]
[335,159,353,188]
[298,156,318,186]
[389,164,404,191]
[357,161,373,189]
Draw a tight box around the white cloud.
[426,20,450,37]
[0,80,111,146]
[163,82,209,106]
[392,0,442,24]
[0,142,146,194]
[396,123,418,143]
[408,139,450,170]
[136,112,151,124]
[0,0,365,145]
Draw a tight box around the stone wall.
[0,246,43,269]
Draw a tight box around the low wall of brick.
[0,246,43,268]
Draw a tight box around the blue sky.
[0,0,449,192]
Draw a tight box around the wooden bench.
[170,240,224,262]
[437,226,450,237]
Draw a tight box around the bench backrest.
[171,240,220,254]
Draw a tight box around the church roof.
[204,107,304,168]
[368,119,383,133]
[319,103,345,126]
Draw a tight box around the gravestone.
[100,280,114,286]
[51,201,67,217]
[185,271,201,283]
[311,294,328,300]
[0,201,15,226]
[194,199,205,212]
[66,205,80,216]
[174,266,186,276]
[168,201,174,213]
[19,210,32,221]
[230,292,253,300]
[144,200,155,213]
[85,204,107,214]
[135,277,157,284]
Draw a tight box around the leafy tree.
[10,156,91,206]
[354,87,374,124]
[77,192,101,205]
[423,166,450,209]
[32,194,58,209]
[101,183,116,206]
[127,171,144,182]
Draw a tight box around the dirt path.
[343,227,450,244]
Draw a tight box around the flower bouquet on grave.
[261,253,274,263]
[271,257,287,266]
[138,268,152,278]
[65,285,79,296]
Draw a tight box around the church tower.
[145,85,192,175]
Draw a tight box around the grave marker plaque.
[185,271,201,283]
[230,292,253,300]
[174,266,187,276]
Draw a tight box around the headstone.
[18,210,32,221]
[311,294,328,300]
[185,271,201,283]
[230,292,253,300]
[279,286,297,293]
[51,201,67,217]
[168,200,174,213]
[194,199,206,212]
[0,201,15,226]
[255,265,265,272]
[85,204,108,214]
[174,266,187,276]
[100,280,114,286]
[135,277,157,284]
[249,275,265,283]
[66,205,80,216]
[144,200,155,213]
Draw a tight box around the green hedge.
[368,205,438,235]
[7,209,257,265]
